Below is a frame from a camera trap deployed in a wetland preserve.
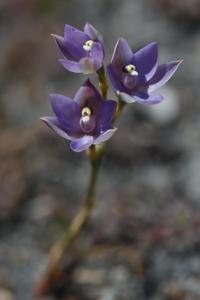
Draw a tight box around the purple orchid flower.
[107,38,182,104]
[52,23,105,74]
[41,80,117,152]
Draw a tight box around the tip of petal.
[49,93,57,99]
[170,59,183,66]
[148,41,158,52]
[177,59,183,64]
[40,117,47,122]
[84,21,91,28]
[115,37,129,49]
[149,41,157,46]
[50,33,62,40]
[118,37,127,43]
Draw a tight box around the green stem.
[113,98,126,122]
[39,147,103,292]
[97,66,109,99]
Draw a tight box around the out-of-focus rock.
[0,129,32,220]
[144,86,180,125]
[0,288,14,300]
[181,151,200,204]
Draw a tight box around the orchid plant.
[39,23,182,292]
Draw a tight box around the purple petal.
[117,92,136,103]
[94,128,117,144]
[40,117,74,141]
[89,42,104,70]
[107,64,126,93]
[84,23,103,41]
[108,39,135,94]
[64,25,89,60]
[49,94,81,134]
[74,79,102,107]
[70,135,94,152]
[51,34,75,60]
[98,100,117,131]
[134,42,158,81]
[134,91,164,105]
[59,58,84,73]
[148,60,182,92]
[111,38,133,66]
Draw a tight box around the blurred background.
[0,0,200,299]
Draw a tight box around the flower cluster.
[41,23,182,152]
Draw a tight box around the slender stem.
[113,98,126,122]
[49,158,100,265]
[97,66,109,99]
[37,148,103,295]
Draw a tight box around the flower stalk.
[37,145,104,296]
[97,66,109,99]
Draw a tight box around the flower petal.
[148,60,182,92]
[89,42,104,71]
[94,128,117,144]
[107,64,125,92]
[98,100,117,131]
[84,23,103,41]
[111,38,133,69]
[51,34,75,60]
[59,58,84,73]
[40,117,74,140]
[79,57,96,74]
[135,42,158,81]
[70,135,94,152]
[64,24,88,59]
[134,91,164,105]
[117,91,136,103]
[49,94,81,134]
[74,79,102,106]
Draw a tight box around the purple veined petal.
[64,24,89,60]
[117,91,136,103]
[89,42,104,71]
[49,94,81,134]
[59,58,83,73]
[107,64,126,93]
[84,22,103,42]
[74,79,102,107]
[70,135,94,152]
[40,117,74,141]
[51,34,75,60]
[94,128,117,145]
[148,60,183,92]
[134,91,164,105]
[98,100,117,132]
[134,42,158,81]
